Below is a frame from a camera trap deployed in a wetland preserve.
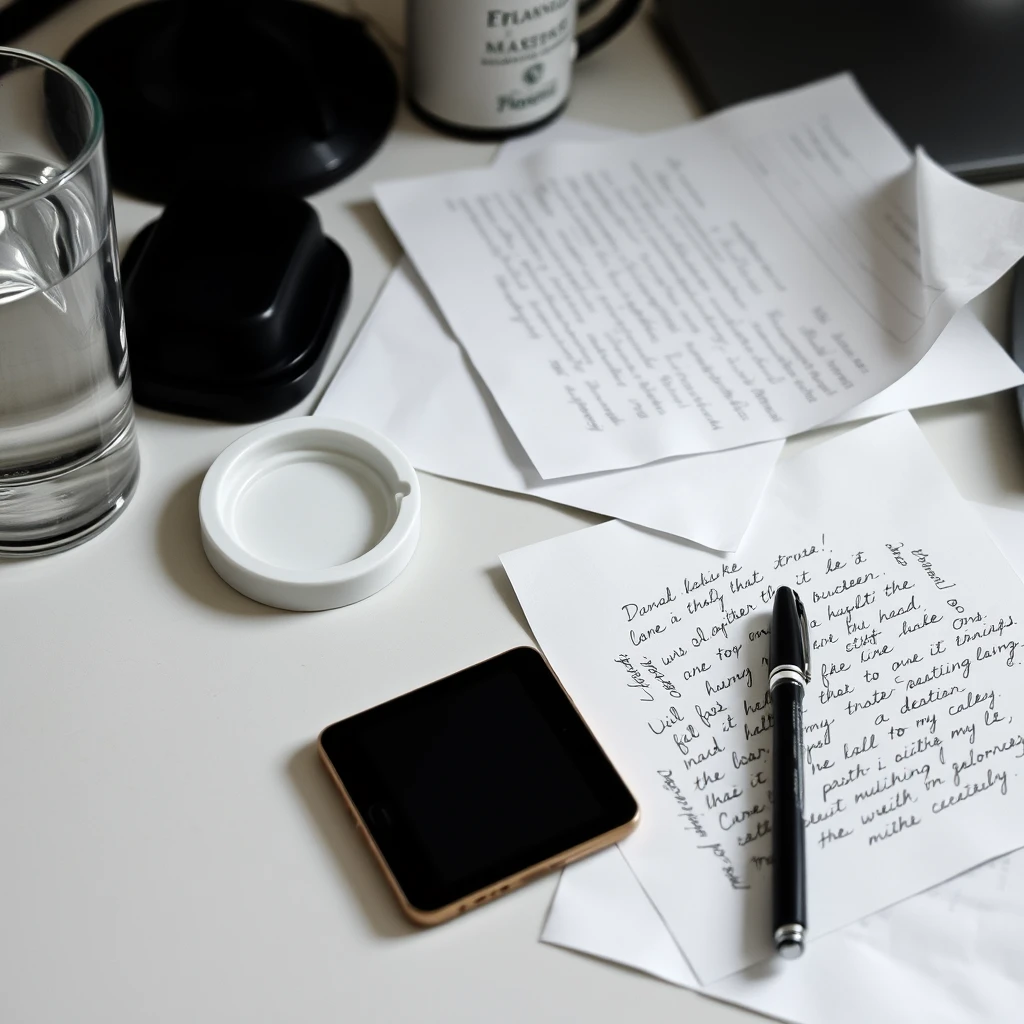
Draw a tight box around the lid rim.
[199,417,421,611]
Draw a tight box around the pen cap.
[770,587,808,675]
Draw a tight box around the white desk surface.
[5,3,1024,1022]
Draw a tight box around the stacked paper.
[502,416,1024,1023]
[323,81,1024,552]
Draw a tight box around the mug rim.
[0,45,105,212]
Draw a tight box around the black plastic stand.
[61,0,398,202]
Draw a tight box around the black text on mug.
[407,0,643,138]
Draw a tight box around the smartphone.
[318,646,639,925]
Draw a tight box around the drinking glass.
[0,47,139,555]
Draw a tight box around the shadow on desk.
[287,742,417,939]
[485,564,536,639]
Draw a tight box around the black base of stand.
[62,0,398,202]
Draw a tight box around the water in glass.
[0,152,139,554]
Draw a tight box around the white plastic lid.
[199,417,420,611]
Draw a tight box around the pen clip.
[795,591,810,681]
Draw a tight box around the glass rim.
[0,45,105,213]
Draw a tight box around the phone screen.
[319,647,637,914]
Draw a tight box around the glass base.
[0,421,140,557]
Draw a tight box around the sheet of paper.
[317,261,782,550]
[502,413,1024,982]
[506,125,1024,429]
[541,499,1024,1024]
[503,123,1024,429]
[317,264,1019,545]
[378,76,1024,478]
[827,312,1024,425]
[318,117,783,552]
[545,840,1024,1024]
[320,111,1021,549]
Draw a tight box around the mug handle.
[576,0,644,58]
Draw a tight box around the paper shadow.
[347,199,403,264]
[286,742,416,939]
[485,564,536,640]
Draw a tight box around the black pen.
[769,586,809,959]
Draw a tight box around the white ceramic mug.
[407,0,642,137]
